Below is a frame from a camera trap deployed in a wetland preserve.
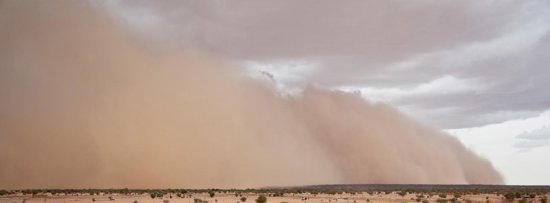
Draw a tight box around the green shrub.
[504,193,515,201]
[436,199,448,203]
[256,195,267,203]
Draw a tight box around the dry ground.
[1,192,548,203]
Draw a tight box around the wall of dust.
[0,1,503,189]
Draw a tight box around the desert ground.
[1,188,548,203]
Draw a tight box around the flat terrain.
[1,185,549,203]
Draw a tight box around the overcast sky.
[104,0,550,185]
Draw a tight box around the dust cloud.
[0,1,503,189]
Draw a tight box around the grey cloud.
[389,27,550,128]
[517,126,550,140]
[105,0,550,129]
[514,126,550,151]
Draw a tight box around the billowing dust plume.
[0,1,503,189]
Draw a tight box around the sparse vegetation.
[436,198,448,203]
[504,193,515,201]
[195,198,208,203]
[518,198,527,203]
[256,195,267,203]
[1,186,549,203]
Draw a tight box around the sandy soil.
[1,192,548,203]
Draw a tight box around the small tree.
[209,191,216,198]
[241,197,247,202]
[256,195,267,203]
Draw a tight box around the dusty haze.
[0,1,503,189]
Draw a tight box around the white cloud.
[339,75,482,103]
[244,60,317,94]
[445,110,550,184]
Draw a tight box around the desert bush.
[209,191,216,198]
[241,197,247,202]
[504,193,515,201]
[134,201,138,203]
[256,195,267,203]
[422,200,429,203]
[518,198,527,203]
[436,199,448,203]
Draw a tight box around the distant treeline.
[1,184,550,197]
[294,184,550,194]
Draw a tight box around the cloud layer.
[106,0,550,129]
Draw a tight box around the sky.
[101,0,550,185]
